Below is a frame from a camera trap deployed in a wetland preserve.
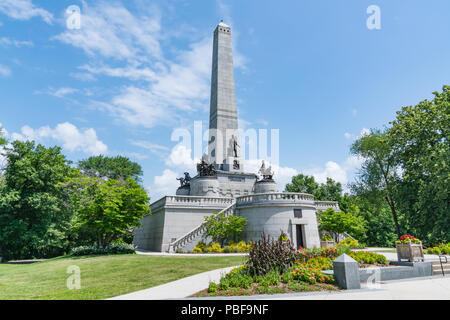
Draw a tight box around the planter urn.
[396,242,424,262]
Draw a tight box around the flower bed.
[194,239,389,297]
[425,243,450,255]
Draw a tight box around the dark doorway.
[296,225,304,249]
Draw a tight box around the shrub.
[307,256,333,270]
[338,237,359,248]
[69,243,136,256]
[192,247,203,253]
[348,251,388,265]
[321,234,333,241]
[425,243,450,255]
[236,241,251,252]
[208,242,223,253]
[255,268,280,287]
[196,241,207,250]
[290,262,334,284]
[246,232,297,276]
[208,282,218,293]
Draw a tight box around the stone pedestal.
[254,179,278,194]
[333,254,361,289]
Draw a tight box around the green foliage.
[321,234,333,241]
[78,155,143,183]
[338,237,359,248]
[0,141,76,260]
[290,262,335,284]
[285,174,342,202]
[351,129,403,238]
[317,208,366,240]
[204,212,247,246]
[65,176,151,247]
[388,86,450,243]
[246,232,297,276]
[0,126,6,146]
[69,243,136,256]
[425,243,450,255]
[348,251,388,265]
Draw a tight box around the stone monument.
[133,22,341,253]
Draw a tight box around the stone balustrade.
[150,195,234,211]
[314,201,341,211]
[236,192,315,205]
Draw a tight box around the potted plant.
[395,235,424,262]
[320,234,335,248]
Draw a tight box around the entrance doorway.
[296,225,304,249]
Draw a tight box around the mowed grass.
[0,254,246,300]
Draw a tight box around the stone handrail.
[168,202,236,253]
[314,201,341,211]
[236,192,315,205]
[150,195,234,211]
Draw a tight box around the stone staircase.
[168,202,236,253]
[432,257,450,275]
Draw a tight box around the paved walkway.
[109,265,240,300]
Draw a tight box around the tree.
[317,208,366,242]
[0,141,76,259]
[67,176,151,247]
[78,155,143,183]
[0,126,6,146]
[285,174,343,202]
[350,129,403,238]
[204,212,247,246]
[388,85,449,243]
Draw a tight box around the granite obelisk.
[208,22,241,171]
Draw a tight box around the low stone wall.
[323,261,433,283]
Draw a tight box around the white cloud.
[0,37,33,47]
[165,144,198,171]
[352,109,357,117]
[344,132,352,139]
[70,72,97,82]
[53,1,161,62]
[359,128,371,138]
[0,64,11,77]
[49,87,79,98]
[150,169,179,199]
[0,0,53,24]
[11,122,107,155]
[303,155,365,187]
[54,1,246,129]
[131,140,169,157]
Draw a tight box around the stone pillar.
[332,254,361,289]
[208,22,240,169]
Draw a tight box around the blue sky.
[1,0,449,200]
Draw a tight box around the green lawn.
[0,254,246,300]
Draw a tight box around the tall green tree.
[204,212,247,246]
[66,176,151,247]
[317,208,366,242]
[388,85,449,243]
[78,155,143,183]
[0,141,76,259]
[350,129,403,238]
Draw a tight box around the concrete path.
[109,265,240,300]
